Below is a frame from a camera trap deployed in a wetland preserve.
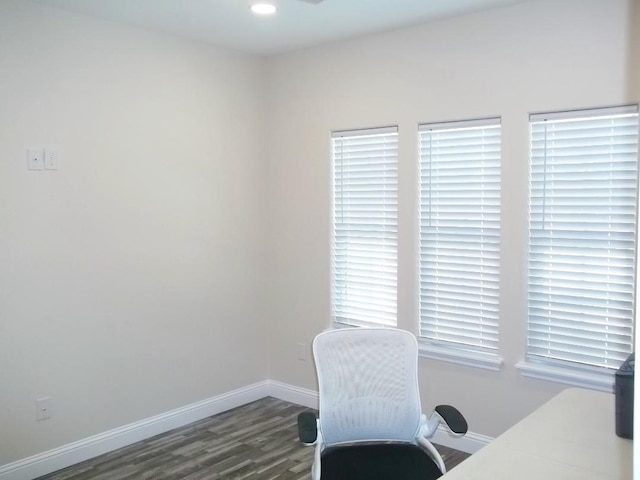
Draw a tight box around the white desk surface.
[441,388,632,480]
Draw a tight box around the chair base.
[320,443,443,480]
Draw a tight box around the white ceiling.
[32,0,530,55]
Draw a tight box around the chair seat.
[321,443,443,480]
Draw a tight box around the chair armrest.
[297,411,318,444]
[435,405,468,435]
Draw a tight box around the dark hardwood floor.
[37,397,470,480]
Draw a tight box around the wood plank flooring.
[37,397,470,480]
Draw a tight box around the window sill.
[418,343,503,372]
[333,319,396,329]
[516,360,614,392]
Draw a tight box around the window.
[332,127,398,327]
[418,118,502,369]
[522,105,639,390]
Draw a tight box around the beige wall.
[1,0,636,468]
[630,0,640,100]
[0,0,268,465]
[266,0,631,438]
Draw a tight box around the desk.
[441,388,632,480]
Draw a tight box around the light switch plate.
[44,148,59,170]
[27,148,44,170]
[297,342,306,361]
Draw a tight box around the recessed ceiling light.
[251,3,277,15]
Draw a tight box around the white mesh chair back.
[313,328,423,446]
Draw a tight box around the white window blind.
[528,105,639,372]
[419,118,501,356]
[332,127,398,327]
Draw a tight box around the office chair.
[297,327,468,480]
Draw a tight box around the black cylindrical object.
[615,352,634,439]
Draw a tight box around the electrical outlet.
[297,343,306,361]
[36,397,52,421]
[27,148,44,171]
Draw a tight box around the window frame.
[417,117,503,371]
[331,126,399,328]
[518,104,639,391]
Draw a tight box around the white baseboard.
[0,381,270,480]
[0,380,491,479]
[264,379,319,409]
